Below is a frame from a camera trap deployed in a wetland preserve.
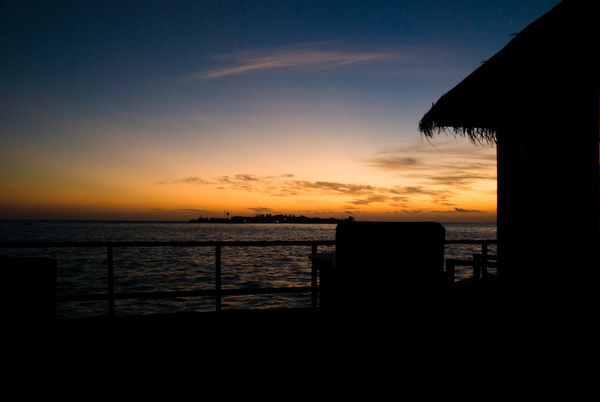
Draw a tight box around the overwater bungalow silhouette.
[419,0,599,292]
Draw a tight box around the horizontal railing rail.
[0,240,335,317]
[0,240,337,248]
[0,239,496,317]
[444,239,498,280]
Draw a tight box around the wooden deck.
[10,287,599,399]
[2,240,597,397]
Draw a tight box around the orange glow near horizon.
[2,1,527,224]
[1,136,497,223]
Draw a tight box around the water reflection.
[0,221,495,317]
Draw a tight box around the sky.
[0,0,561,222]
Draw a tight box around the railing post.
[445,259,455,284]
[215,245,222,313]
[107,245,115,318]
[481,242,488,279]
[311,244,318,308]
[473,254,481,279]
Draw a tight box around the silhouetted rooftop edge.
[418,0,598,143]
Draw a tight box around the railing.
[444,239,498,280]
[0,240,335,318]
[0,239,496,318]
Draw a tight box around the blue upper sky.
[0,1,561,221]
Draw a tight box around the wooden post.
[481,243,489,279]
[445,259,455,285]
[215,245,222,313]
[473,254,481,279]
[107,246,115,318]
[311,244,318,308]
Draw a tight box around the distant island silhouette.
[189,214,354,224]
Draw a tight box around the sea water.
[0,220,496,318]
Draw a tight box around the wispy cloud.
[158,139,496,216]
[247,207,273,214]
[150,208,213,214]
[293,181,377,196]
[453,207,481,213]
[426,172,495,187]
[364,155,423,171]
[364,141,496,188]
[187,46,403,80]
[158,173,458,211]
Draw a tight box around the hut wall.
[496,127,525,282]
[497,89,599,290]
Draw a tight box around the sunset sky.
[0,0,560,222]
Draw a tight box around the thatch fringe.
[418,106,497,145]
[418,120,497,145]
[417,1,590,147]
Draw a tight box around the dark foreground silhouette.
[3,224,598,398]
[18,299,598,398]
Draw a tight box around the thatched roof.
[419,0,598,144]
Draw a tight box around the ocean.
[0,220,496,318]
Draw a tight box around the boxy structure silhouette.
[330,221,448,315]
[419,0,599,292]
